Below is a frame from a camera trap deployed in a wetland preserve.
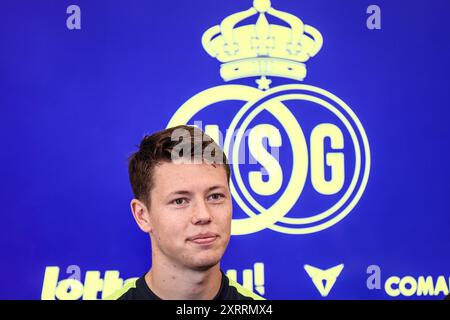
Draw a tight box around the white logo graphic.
[304,264,344,297]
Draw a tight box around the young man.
[108,125,264,300]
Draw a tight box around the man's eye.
[209,193,224,201]
[172,198,187,205]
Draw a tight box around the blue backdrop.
[1,0,449,300]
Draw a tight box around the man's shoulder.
[103,278,140,300]
[223,275,265,300]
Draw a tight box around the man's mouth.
[188,233,218,245]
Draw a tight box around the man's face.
[147,161,232,271]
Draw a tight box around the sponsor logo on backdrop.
[41,263,266,300]
[41,266,137,300]
[367,265,450,298]
[304,263,344,297]
[226,262,265,295]
[168,0,371,235]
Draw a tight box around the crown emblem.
[202,0,323,90]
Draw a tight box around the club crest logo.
[167,0,371,235]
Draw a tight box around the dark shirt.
[109,270,264,300]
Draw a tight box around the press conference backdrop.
[1,0,449,300]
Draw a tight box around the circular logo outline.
[167,84,371,235]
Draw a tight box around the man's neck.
[144,259,222,300]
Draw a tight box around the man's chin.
[189,254,222,271]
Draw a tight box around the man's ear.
[130,199,153,233]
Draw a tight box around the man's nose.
[191,200,212,225]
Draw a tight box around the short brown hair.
[128,125,230,206]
